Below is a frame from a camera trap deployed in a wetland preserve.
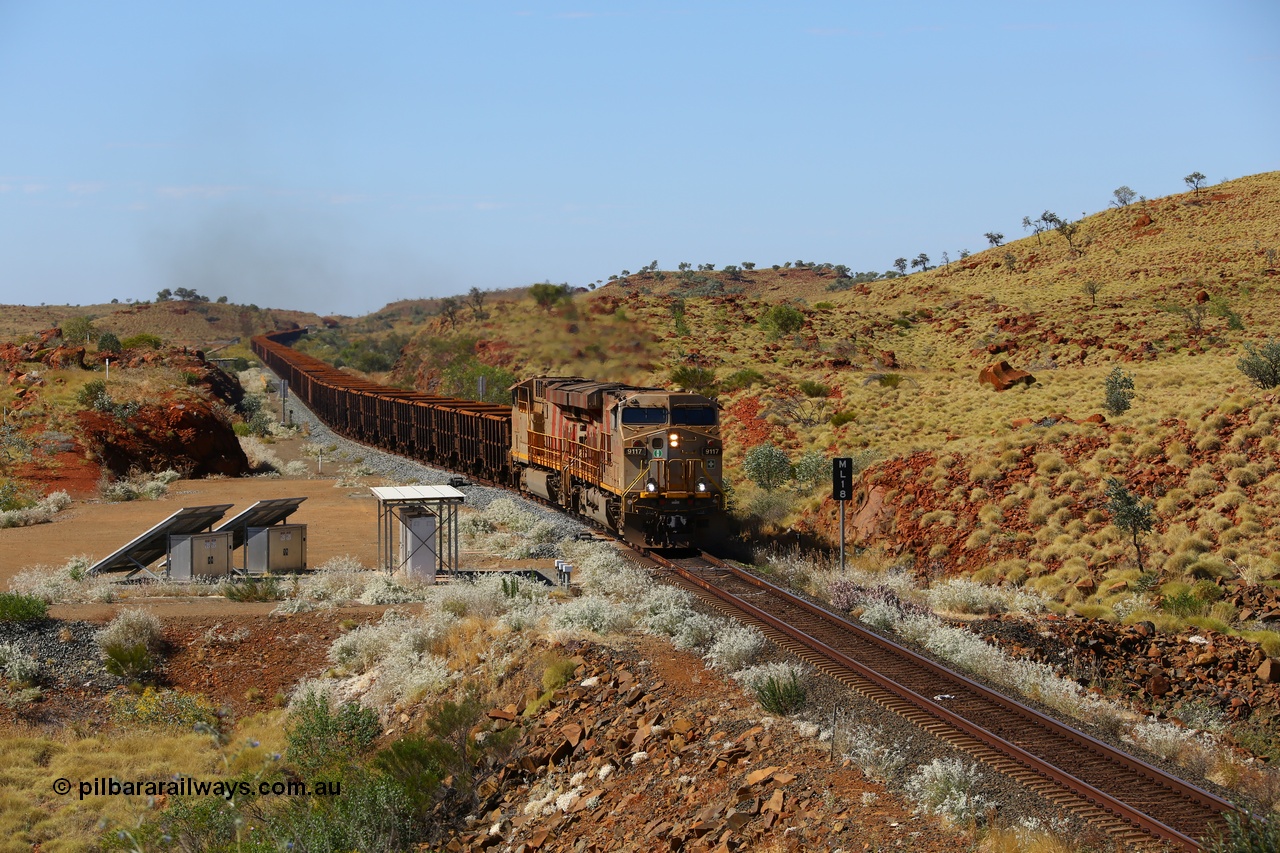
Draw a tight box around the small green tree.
[1111,186,1136,208]
[1237,338,1280,389]
[758,305,804,338]
[984,232,1004,248]
[792,450,826,488]
[438,297,460,329]
[96,331,122,353]
[529,282,569,311]
[1082,280,1103,307]
[61,315,97,346]
[1184,171,1206,194]
[893,257,908,276]
[1105,478,1155,569]
[466,286,488,320]
[1103,367,1135,415]
[910,253,931,273]
[1022,214,1047,246]
[743,444,792,490]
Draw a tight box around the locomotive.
[252,330,726,547]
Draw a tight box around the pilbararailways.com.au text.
[57,777,341,802]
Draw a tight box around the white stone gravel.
[273,368,590,548]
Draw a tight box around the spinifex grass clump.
[753,672,805,714]
[96,608,163,683]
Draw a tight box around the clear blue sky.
[1,1,1277,316]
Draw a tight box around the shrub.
[107,686,217,729]
[743,443,792,490]
[704,622,765,671]
[552,595,632,634]
[1103,367,1135,416]
[828,578,860,611]
[734,662,807,714]
[792,450,827,489]
[542,656,578,692]
[1237,338,1280,389]
[222,576,284,602]
[0,641,39,685]
[287,692,381,772]
[1105,478,1155,569]
[0,592,48,622]
[120,333,163,350]
[905,758,990,824]
[758,305,805,338]
[102,642,156,680]
[830,410,857,427]
[97,608,162,680]
[669,365,717,397]
[720,368,764,393]
[96,331,122,353]
[1206,812,1280,853]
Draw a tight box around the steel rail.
[650,551,1238,851]
[252,331,1241,849]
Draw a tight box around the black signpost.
[832,458,854,572]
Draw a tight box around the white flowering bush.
[359,575,422,606]
[438,576,512,619]
[1128,717,1216,766]
[101,470,180,503]
[640,585,699,637]
[926,578,1043,615]
[9,555,94,604]
[0,490,71,529]
[552,595,633,635]
[297,555,372,602]
[329,612,454,674]
[366,645,453,708]
[0,642,39,685]
[846,723,908,781]
[672,612,720,652]
[482,498,539,532]
[905,758,990,824]
[704,622,765,672]
[731,661,807,693]
[96,608,163,654]
[289,677,339,711]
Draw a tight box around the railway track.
[645,550,1239,851]
[251,347,1242,849]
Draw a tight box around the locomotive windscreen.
[670,406,716,425]
[621,407,667,425]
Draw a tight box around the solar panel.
[213,497,307,549]
[89,504,234,576]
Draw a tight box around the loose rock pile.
[438,642,961,853]
[970,609,1280,722]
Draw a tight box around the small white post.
[105,359,110,381]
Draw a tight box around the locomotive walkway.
[647,551,1239,851]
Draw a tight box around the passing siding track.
[646,551,1240,851]
[254,331,1240,850]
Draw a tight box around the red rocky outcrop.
[978,360,1035,391]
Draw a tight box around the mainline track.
[252,343,1240,849]
[647,551,1239,851]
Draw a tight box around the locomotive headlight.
[668,432,679,448]
[696,479,709,493]
[645,479,658,493]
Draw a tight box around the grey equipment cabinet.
[168,531,234,581]
[245,524,307,575]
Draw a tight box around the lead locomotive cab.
[510,377,725,548]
